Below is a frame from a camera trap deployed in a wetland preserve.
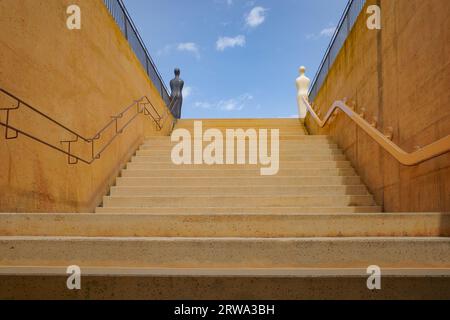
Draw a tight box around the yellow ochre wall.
[0,0,174,212]
[306,0,450,212]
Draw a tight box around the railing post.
[296,66,311,119]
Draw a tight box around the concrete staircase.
[1,118,449,299]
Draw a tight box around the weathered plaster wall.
[306,0,450,212]
[0,0,174,212]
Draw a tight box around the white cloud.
[216,35,246,51]
[245,6,267,28]
[193,93,253,112]
[218,98,243,111]
[320,27,336,37]
[158,42,201,58]
[194,101,212,109]
[306,26,336,40]
[177,42,200,59]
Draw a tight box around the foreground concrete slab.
[1,212,447,237]
[0,237,449,268]
[1,268,449,299]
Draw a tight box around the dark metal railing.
[0,88,162,165]
[102,0,173,113]
[308,0,366,101]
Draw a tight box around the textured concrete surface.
[0,0,173,213]
[1,273,450,300]
[109,185,369,196]
[0,118,448,298]
[305,0,450,212]
[0,212,448,237]
[1,265,450,299]
[1,236,449,268]
[101,120,378,211]
[115,176,365,187]
[95,206,383,214]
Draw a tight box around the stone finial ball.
[299,66,306,75]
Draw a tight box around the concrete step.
[174,123,305,129]
[144,135,334,144]
[115,176,363,187]
[141,141,340,148]
[172,130,308,136]
[1,236,449,268]
[1,213,447,238]
[120,168,357,177]
[175,118,305,127]
[197,132,309,137]
[2,267,450,299]
[109,185,369,196]
[136,148,343,156]
[139,144,341,151]
[138,149,344,157]
[174,125,306,130]
[173,126,308,132]
[102,195,375,207]
[147,135,335,141]
[130,154,348,161]
[127,161,354,170]
[95,206,382,214]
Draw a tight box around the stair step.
[174,124,306,129]
[172,127,308,133]
[136,149,343,156]
[142,141,339,148]
[102,195,375,207]
[146,135,335,141]
[1,236,448,268]
[1,213,447,238]
[3,266,450,277]
[175,121,307,133]
[175,118,305,127]
[1,267,448,299]
[115,176,363,186]
[141,141,340,148]
[109,185,369,196]
[146,134,331,140]
[139,144,341,151]
[120,168,357,177]
[95,206,382,214]
[127,161,353,170]
[131,154,348,161]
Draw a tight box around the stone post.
[296,66,310,119]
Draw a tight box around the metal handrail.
[303,96,450,166]
[102,0,174,115]
[0,88,163,165]
[308,0,366,101]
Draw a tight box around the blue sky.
[122,0,348,118]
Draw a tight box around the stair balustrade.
[0,88,166,165]
[302,95,450,166]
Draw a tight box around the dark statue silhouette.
[170,68,184,119]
